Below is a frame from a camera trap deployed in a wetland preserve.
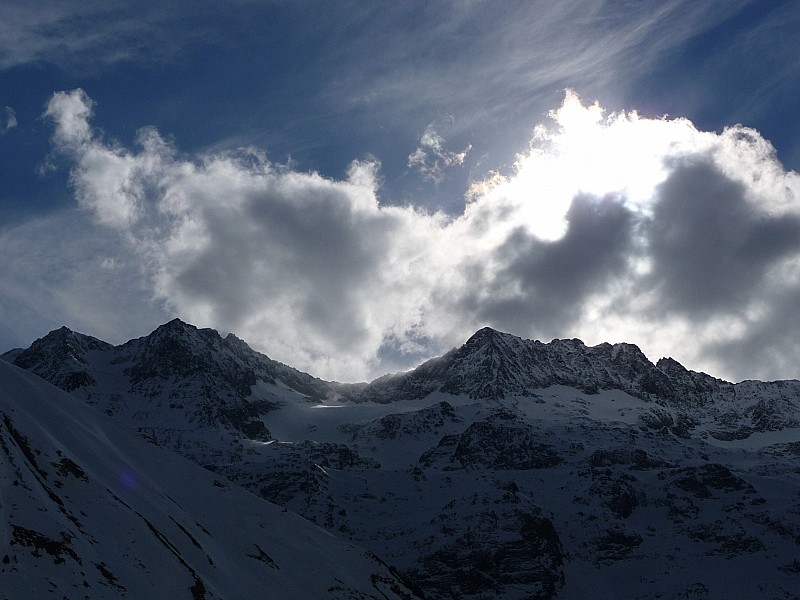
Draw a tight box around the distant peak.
[549,338,587,350]
[475,326,499,335]
[43,325,75,340]
[37,326,96,347]
[465,327,504,343]
[149,318,198,337]
[656,356,689,374]
[161,317,191,329]
[224,332,257,354]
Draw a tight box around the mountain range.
[3,319,800,599]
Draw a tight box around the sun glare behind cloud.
[484,90,715,242]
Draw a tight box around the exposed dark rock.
[11,525,79,565]
[589,447,672,470]
[52,456,88,481]
[687,520,765,557]
[409,507,564,600]
[419,418,560,471]
[592,527,642,565]
[673,464,756,499]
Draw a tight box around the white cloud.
[4,106,16,131]
[39,88,800,383]
[408,119,472,184]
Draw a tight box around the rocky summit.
[4,321,800,599]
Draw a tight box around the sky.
[2,0,800,383]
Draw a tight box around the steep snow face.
[0,361,417,600]
[6,321,800,599]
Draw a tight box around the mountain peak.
[152,317,196,336]
[467,326,501,340]
[362,328,697,403]
[462,327,520,354]
[138,319,228,354]
[164,316,192,328]
[656,356,689,375]
[5,326,111,391]
[224,331,256,354]
[464,326,520,346]
[35,325,82,347]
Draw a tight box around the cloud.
[465,193,636,336]
[40,88,800,383]
[44,89,448,380]
[0,209,168,350]
[407,118,472,184]
[4,106,16,131]
[644,158,800,317]
[326,2,751,151]
[0,1,200,70]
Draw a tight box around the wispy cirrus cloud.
[326,1,751,137]
[35,88,800,383]
[0,208,165,350]
[0,0,202,70]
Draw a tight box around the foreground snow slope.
[0,360,416,600]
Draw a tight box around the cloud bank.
[39,88,800,382]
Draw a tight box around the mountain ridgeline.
[349,326,728,405]
[3,319,800,599]
[6,319,798,442]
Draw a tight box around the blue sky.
[3,1,800,382]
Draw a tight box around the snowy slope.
[5,322,800,599]
[0,360,416,600]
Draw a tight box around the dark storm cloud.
[703,284,800,382]
[644,159,800,317]
[43,89,449,379]
[466,194,635,335]
[172,167,402,350]
[635,157,800,381]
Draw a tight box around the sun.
[478,90,699,242]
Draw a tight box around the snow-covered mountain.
[3,319,334,463]
[0,360,416,600]
[5,321,800,599]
